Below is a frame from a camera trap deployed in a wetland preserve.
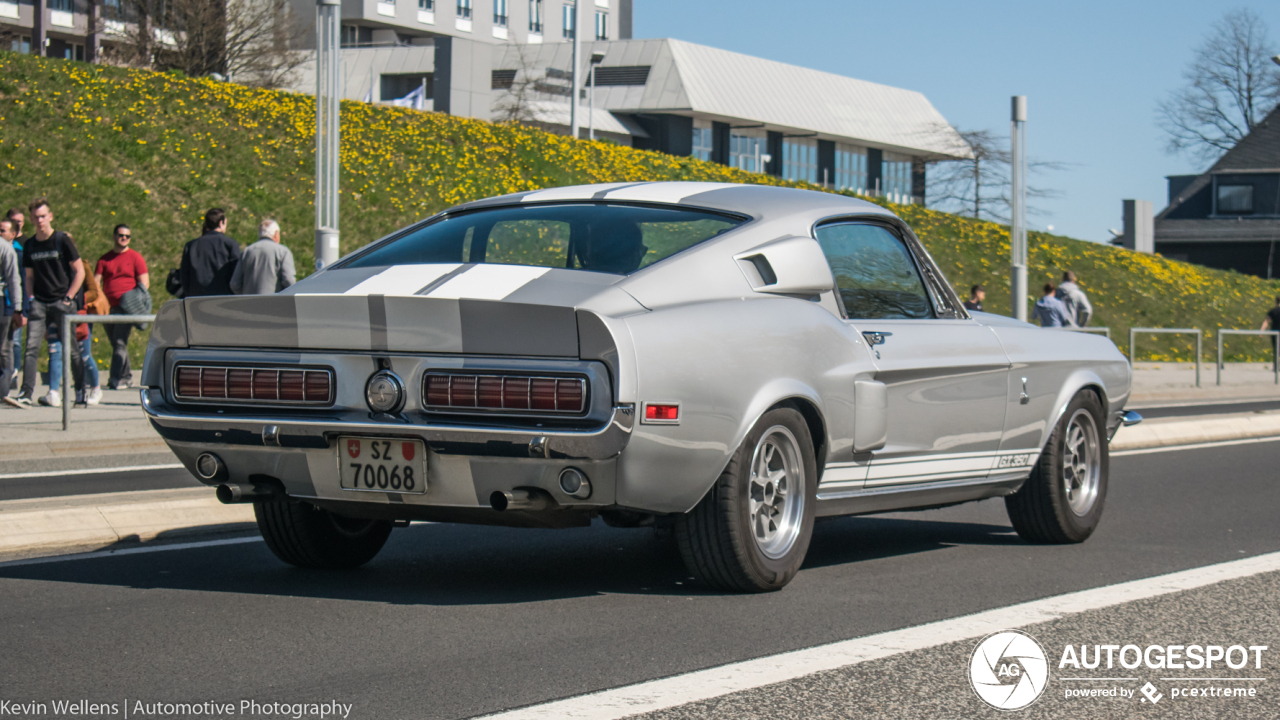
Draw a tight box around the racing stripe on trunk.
[426,265,550,300]
[384,296,463,352]
[458,299,578,356]
[344,264,462,296]
[368,294,388,351]
[184,295,300,348]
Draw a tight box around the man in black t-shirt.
[17,198,87,406]
[1261,297,1280,370]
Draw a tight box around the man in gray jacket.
[231,219,296,295]
[1056,270,1093,327]
[0,219,25,407]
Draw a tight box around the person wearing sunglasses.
[94,224,150,391]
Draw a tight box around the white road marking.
[0,463,184,480]
[344,264,461,296]
[428,265,549,300]
[0,536,263,568]
[478,551,1280,720]
[1111,435,1280,457]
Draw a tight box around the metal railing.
[1129,327,1201,388]
[61,313,155,430]
[1061,326,1111,339]
[1216,329,1280,386]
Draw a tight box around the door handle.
[861,331,891,346]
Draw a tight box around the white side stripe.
[344,264,461,296]
[428,265,550,300]
[478,551,1280,720]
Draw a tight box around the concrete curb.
[2,413,1278,562]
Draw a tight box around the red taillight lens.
[645,404,679,421]
[176,366,332,404]
[425,373,585,413]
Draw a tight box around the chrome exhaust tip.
[558,467,592,500]
[195,452,227,482]
[490,487,554,512]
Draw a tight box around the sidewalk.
[1130,362,1280,404]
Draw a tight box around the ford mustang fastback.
[142,182,1139,591]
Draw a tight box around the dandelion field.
[1,52,1277,367]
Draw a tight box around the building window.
[881,153,912,200]
[1217,184,1254,214]
[834,145,867,192]
[419,0,433,9]
[457,0,472,19]
[529,0,543,32]
[48,0,72,10]
[562,3,575,38]
[493,0,508,26]
[782,138,817,184]
[341,25,374,47]
[730,131,766,173]
[382,73,433,101]
[595,11,607,40]
[692,124,712,162]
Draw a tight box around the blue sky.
[634,1,1280,242]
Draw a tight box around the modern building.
[1,0,108,61]
[1154,106,1280,278]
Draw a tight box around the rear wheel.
[254,498,393,569]
[1005,391,1108,543]
[675,408,817,592]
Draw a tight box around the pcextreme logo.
[969,631,1050,710]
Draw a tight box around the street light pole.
[588,50,605,141]
[1010,95,1027,321]
[569,0,581,140]
[315,0,341,271]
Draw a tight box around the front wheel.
[675,407,817,592]
[1005,390,1108,543]
[254,498,393,569]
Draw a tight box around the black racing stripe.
[368,294,388,351]
[415,263,474,295]
[591,183,647,199]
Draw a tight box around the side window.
[815,223,933,320]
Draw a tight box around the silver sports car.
[143,182,1139,591]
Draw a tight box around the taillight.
[174,365,333,404]
[424,373,586,413]
[643,403,680,423]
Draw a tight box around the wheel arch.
[1040,370,1110,453]
[770,396,828,480]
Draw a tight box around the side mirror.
[734,236,835,297]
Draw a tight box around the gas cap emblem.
[365,370,406,414]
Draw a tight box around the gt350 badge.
[998,454,1035,468]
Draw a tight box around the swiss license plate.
[339,437,427,494]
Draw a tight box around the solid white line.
[478,551,1280,720]
[0,536,262,568]
[1160,678,1267,681]
[0,463,184,480]
[1111,435,1280,457]
[1059,678,1139,681]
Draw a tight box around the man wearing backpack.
[17,198,87,407]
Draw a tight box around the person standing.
[18,198,86,407]
[5,207,26,390]
[1033,283,1074,328]
[231,219,296,295]
[1056,271,1093,327]
[963,284,985,312]
[179,208,240,297]
[95,224,149,389]
[0,219,25,408]
[1259,296,1280,369]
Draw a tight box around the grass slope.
[1,52,1277,366]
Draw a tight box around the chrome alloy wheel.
[1062,409,1101,517]
[747,425,806,559]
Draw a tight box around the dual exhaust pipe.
[199,453,283,504]
[490,468,593,511]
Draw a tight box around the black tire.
[1005,390,1108,544]
[674,407,817,592]
[254,498,393,569]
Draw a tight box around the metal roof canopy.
[493,38,972,160]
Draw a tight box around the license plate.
[339,437,427,494]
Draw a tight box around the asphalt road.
[0,465,201,501]
[1,439,1278,719]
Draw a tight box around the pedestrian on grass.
[231,219,295,295]
[0,219,26,409]
[1033,283,1074,328]
[95,224,149,389]
[1056,271,1093,327]
[964,284,985,312]
[18,197,87,407]
[179,208,240,297]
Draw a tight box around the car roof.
[449,182,898,224]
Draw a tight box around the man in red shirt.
[94,224,149,389]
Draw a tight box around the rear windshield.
[343,203,745,274]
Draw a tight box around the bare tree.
[925,127,1064,224]
[103,0,307,89]
[492,42,549,124]
[1157,8,1280,162]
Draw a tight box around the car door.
[815,221,1010,488]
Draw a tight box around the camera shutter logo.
[969,630,1049,710]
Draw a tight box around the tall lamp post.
[588,50,605,140]
[568,0,581,140]
[1010,96,1027,321]
[315,0,341,271]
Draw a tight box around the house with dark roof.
[1155,106,1280,278]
